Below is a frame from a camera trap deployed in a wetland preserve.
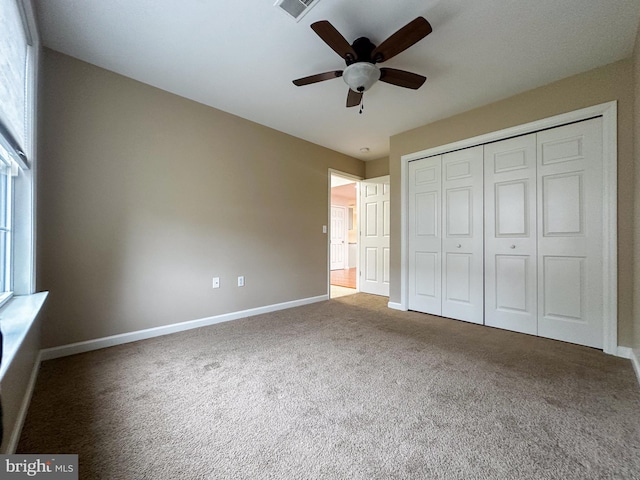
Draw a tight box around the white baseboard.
[606,346,639,386]
[40,295,328,361]
[617,346,632,359]
[6,350,42,454]
[387,302,405,311]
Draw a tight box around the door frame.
[397,101,618,355]
[328,169,362,295]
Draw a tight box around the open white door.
[360,176,390,296]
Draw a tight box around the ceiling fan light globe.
[342,62,380,93]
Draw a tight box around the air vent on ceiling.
[274,0,321,22]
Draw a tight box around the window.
[0,143,15,301]
[0,0,38,305]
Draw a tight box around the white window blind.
[0,0,29,161]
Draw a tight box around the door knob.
[456,244,461,248]
[510,245,516,249]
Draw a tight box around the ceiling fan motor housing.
[343,62,380,92]
[350,37,376,63]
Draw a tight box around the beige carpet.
[18,294,640,479]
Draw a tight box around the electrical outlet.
[212,277,220,289]
[322,225,327,234]
[238,276,245,287]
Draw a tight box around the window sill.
[0,291,48,381]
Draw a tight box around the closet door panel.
[537,118,603,348]
[408,157,442,314]
[543,256,585,321]
[441,146,484,324]
[484,134,537,335]
[445,253,472,303]
[542,173,583,236]
[415,252,438,298]
[495,255,530,312]
[495,181,528,236]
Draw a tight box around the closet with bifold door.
[407,117,605,349]
[408,146,484,324]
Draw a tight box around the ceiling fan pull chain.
[359,95,364,114]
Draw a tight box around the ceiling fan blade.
[346,89,362,108]
[379,68,426,89]
[311,21,357,62]
[293,70,343,86]
[371,17,432,63]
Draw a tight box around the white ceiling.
[35,0,640,160]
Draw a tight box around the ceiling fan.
[293,17,432,110]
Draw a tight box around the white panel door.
[408,157,442,314]
[330,205,347,270]
[441,146,484,324]
[537,118,603,348]
[484,134,538,334]
[360,176,390,296]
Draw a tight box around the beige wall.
[634,26,640,352]
[389,59,636,347]
[365,157,390,178]
[38,49,364,348]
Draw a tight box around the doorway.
[329,171,359,298]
